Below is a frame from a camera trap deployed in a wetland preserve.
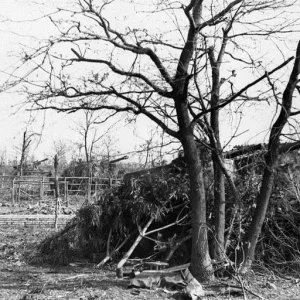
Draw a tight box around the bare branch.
[191,56,295,128]
[198,0,244,30]
[71,48,173,97]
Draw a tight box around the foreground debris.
[128,263,246,299]
[0,224,300,299]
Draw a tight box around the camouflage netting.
[31,159,300,271]
[31,167,191,265]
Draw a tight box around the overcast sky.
[0,0,299,163]
[0,0,155,162]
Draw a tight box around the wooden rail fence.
[0,175,122,204]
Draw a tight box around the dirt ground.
[0,203,300,299]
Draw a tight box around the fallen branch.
[116,216,155,277]
[165,234,192,262]
[232,274,265,300]
[145,214,188,236]
[106,228,112,257]
[97,231,136,268]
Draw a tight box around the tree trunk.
[240,41,300,273]
[19,131,31,177]
[187,143,214,282]
[177,106,214,281]
[211,159,226,260]
[208,43,227,262]
[172,0,214,282]
[84,126,91,178]
[239,168,274,273]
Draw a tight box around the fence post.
[108,178,112,188]
[12,178,15,205]
[40,178,44,204]
[54,155,60,230]
[87,177,91,203]
[1,173,4,189]
[64,178,68,206]
[17,177,21,203]
[95,181,98,198]
[66,180,69,207]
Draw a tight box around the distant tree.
[73,109,116,177]
[52,139,72,171]
[0,148,7,167]
[136,127,178,168]
[14,131,38,176]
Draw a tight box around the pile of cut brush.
[30,162,300,276]
[30,169,192,272]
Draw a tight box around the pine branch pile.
[31,169,191,265]
[30,157,300,271]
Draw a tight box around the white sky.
[0,1,299,163]
[0,0,157,162]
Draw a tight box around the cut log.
[134,263,190,278]
[144,261,169,270]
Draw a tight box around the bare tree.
[14,130,37,176]
[239,42,300,273]
[0,148,8,167]
[73,109,111,177]
[101,135,118,162]
[136,127,172,168]
[3,0,300,282]
[52,139,72,171]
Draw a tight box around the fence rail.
[0,175,122,204]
